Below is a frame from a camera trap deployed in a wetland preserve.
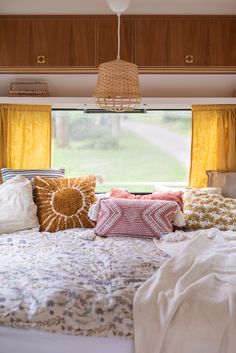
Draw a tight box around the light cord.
[117,12,121,60]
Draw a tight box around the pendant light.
[93,0,141,112]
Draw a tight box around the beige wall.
[1,0,236,15]
[0,74,235,98]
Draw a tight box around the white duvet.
[134,229,236,353]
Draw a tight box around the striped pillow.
[1,168,65,183]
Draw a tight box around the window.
[52,110,192,192]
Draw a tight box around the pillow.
[153,184,185,193]
[35,175,97,232]
[110,188,183,210]
[94,198,179,239]
[207,171,236,198]
[153,184,221,196]
[95,192,110,200]
[1,168,65,183]
[0,175,38,234]
[184,189,236,231]
[185,187,222,195]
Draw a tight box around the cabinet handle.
[185,55,193,64]
[37,55,46,64]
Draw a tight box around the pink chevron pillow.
[95,198,178,239]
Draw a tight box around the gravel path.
[121,119,191,165]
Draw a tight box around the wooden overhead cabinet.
[0,15,235,73]
[134,16,236,69]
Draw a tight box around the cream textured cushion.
[184,189,236,231]
[0,175,38,234]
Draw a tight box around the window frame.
[52,108,192,192]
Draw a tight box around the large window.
[52,110,191,192]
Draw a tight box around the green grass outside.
[53,130,188,192]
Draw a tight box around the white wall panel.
[1,0,236,15]
[0,74,235,98]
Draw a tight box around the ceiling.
[1,0,236,15]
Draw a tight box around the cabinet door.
[70,18,96,67]
[30,19,71,66]
[135,16,236,68]
[135,17,210,67]
[134,18,170,67]
[0,19,31,66]
[97,17,134,65]
[168,18,209,67]
[208,18,236,66]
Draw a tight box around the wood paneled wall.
[0,15,235,73]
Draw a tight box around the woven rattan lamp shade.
[94,59,141,112]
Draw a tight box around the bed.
[0,227,168,353]
[2,226,235,353]
[0,327,133,353]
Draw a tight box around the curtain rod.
[52,108,192,112]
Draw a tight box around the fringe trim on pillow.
[79,229,96,240]
[88,200,100,222]
[96,175,104,184]
[173,207,186,227]
[161,231,186,242]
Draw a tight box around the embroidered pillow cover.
[95,198,179,239]
[110,188,183,210]
[35,175,96,232]
[184,189,236,231]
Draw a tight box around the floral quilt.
[0,227,168,338]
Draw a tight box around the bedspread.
[0,227,168,338]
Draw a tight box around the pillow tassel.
[173,207,186,227]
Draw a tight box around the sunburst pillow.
[184,189,236,231]
[34,175,97,232]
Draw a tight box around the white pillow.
[0,175,39,234]
[153,183,221,195]
[153,184,185,193]
[185,187,222,195]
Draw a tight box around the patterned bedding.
[0,227,168,338]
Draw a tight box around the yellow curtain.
[0,104,52,172]
[189,104,236,188]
